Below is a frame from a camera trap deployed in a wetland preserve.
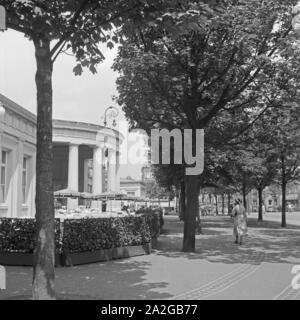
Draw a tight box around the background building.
[247,182,300,212]
[120,176,145,198]
[141,164,153,182]
[0,93,123,217]
[0,94,36,217]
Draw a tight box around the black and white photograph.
[0,0,300,306]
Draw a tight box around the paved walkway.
[1,214,300,300]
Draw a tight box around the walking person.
[231,198,248,245]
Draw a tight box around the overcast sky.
[0,30,146,179]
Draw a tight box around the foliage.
[138,210,163,239]
[0,213,162,254]
[151,164,184,190]
[272,106,300,184]
[0,218,61,253]
[1,0,195,296]
[114,0,298,134]
[62,216,151,253]
[113,0,300,250]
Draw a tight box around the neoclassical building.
[120,176,145,198]
[0,93,122,217]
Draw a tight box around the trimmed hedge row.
[137,207,164,239]
[0,212,160,254]
[62,216,151,253]
[0,218,61,253]
[141,212,161,239]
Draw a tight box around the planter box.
[62,243,152,266]
[0,244,152,267]
[0,252,62,267]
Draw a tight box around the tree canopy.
[114,0,300,251]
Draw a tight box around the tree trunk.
[281,181,287,228]
[222,194,225,215]
[227,193,231,215]
[242,182,247,211]
[182,175,199,252]
[258,186,263,223]
[179,180,185,221]
[32,38,55,300]
[215,194,218,215]
[175,189,179,214]
[281,154,287,228]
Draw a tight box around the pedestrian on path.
[231,198,248,245]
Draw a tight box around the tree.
[273,105,300,227]
[248,48,300,226]
[244,114,279,222]
[114,0,299,252]
[1,0,166,299]
[251,153,277,222]
[244,104,300,227]
[150,164,182,213]
[144,179,166,201]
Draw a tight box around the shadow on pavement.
[1,259,173,300]
[155,216,300,266]
[55,259,173,300]
[2,215,300,300]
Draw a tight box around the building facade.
[247,182,300,212]
[141,165,154,182]
[0,94,36,218]
[120,176,145,198]
[52,119,122,209]
[0,93,123,217]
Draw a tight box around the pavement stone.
[1,213,300,300]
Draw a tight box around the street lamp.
[103,106,119,127]
[103,106,119,160]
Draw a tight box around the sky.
[0,30,147,179]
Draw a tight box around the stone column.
[0,132,2,205]
[68,144,79,209]
[107,149,116,192]
[0,104,4,203]
[92,146,103,210]
[28,152,36,217]
[115,151,120,192]
[107,149,121,212]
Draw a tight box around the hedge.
[0,212,160,254]
[137,208,164,225]
[62,216,151,253]
[0,218,61,253]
